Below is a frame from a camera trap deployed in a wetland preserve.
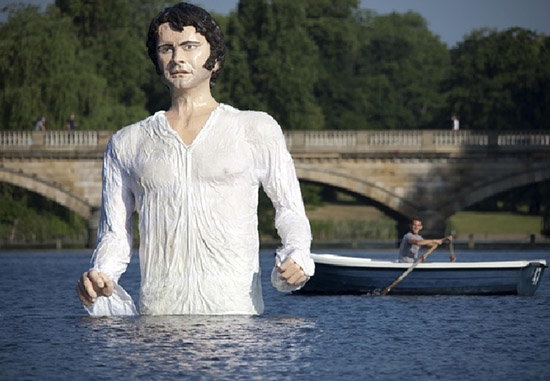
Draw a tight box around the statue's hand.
[276,257,308,286]
[76,269,114,307]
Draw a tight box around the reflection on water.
[82,315,316,379]
[1,249,549,380]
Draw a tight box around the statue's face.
[156,23,214,91]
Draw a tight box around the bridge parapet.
[44,130,99,146]
[1,131,112,157]
[285,130,550,155]
[1,130,550,157]
[497,132,550,146]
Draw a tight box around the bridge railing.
[368,131,422,146]
[497,131,550,146]
[0,131,33,146]
[0,131,101,146]
[433,131,488,146]
[2,130,550,155]
[303,131,357,146]
[0,131,112,155]
[45,131,99,146]
[285,130,550,153]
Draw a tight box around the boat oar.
[449,240,456,262]
[381,244,438,296]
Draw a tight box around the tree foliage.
[0,5,114,130]
[0,1,173,130]
[2,1,547,132]
[0,183,86,244]
[217,0,324,130]
[1,1,549,240]
[359,11,450,129]
[303,0,363,130]
[448,28,550,130]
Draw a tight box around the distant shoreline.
[2,236,549,251]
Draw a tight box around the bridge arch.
[0,167,94,219]
[295,164,417,220]
[439,166,550,218]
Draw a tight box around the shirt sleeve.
[85,137,137,316]
[252,114,314,292]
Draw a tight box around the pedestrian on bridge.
[451,115,460,130]
[76,2,314,316]
[33,116,46,131]
[65,113,76,131]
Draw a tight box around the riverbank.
[1,205,547,250]
[305,203,545,238]
[261,237,550,251]
[4,236,550,251]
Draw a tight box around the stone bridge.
[1,129,549,244]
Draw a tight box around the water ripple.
[1,249,549,380]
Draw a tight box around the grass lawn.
[306,203,544,237]
[305,203,388,221]
[447,211,542,236]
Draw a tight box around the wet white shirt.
[86,104,314,316]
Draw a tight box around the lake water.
[1,248,549,380]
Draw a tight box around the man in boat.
[76,2,314,316]
[398,217,452,263]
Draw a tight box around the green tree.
[358,11,450,130]
[448,28,550,130]
[0,5,117,130]
[214,0,263,110]
[0,183,86,244]
[265,0,323,130]
[54,0,172,127]
[304,0,364,130]
[218,0,323,130]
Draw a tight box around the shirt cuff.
[271,248,315,292]
[84,283,138,316]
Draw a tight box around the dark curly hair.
[146,2,226,88]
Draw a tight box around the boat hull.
[298,254,547,296]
